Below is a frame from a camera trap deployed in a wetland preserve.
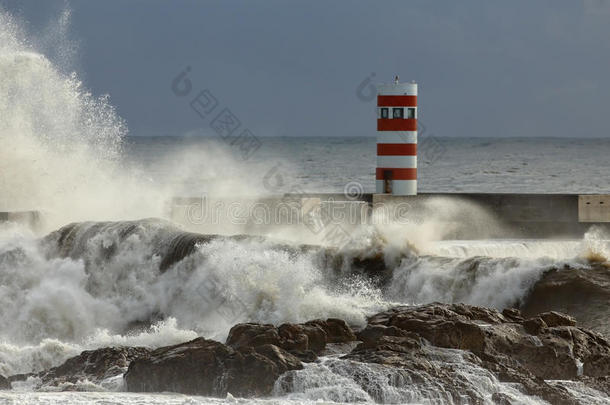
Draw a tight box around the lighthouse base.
[375,180,417,196]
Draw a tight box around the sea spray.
[0,219,388,375]
[387,254,559,309]
[0,8,262,231]
[274,350,548,404]
[3,217,607,380]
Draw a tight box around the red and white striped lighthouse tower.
[376,76,418,195]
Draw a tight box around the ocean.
[1,7,610,405]
[124,135,610,196]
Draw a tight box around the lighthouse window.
[380,108,389,119]
[392,108,404,119]
[407,108,416,119]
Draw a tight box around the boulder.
[356,324,411,345]
[360,303,610,404]
[225,323,282,349]
[8,346,150,390]
[38,346,150,388]
[523,317,547,335]
[343,329,578,404]
[501,307,524,322]
[278,323,326,352]
[519,264,610,338]
[226,318,357,355]
[539,311,577,327]
[14,303,607,403]
[124,337,302,397]
[305,318,357,343]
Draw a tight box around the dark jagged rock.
[539,311,577,327]
[305,318,356,344]
[356,324,413,345]
[125,318,357,397]
[0,375,10,390]
[22,303,607,402]
[124,337,302,397]
[6,347,150,391]
[368,303,610,380]
[342,335,501,404]
[25,347,151,389]
[360,302,610,404]
[520,264,610,338]
[491,392,515,405]
[7,373,34,383]
[278,323,326,352]
[501,307,524,322]
[578,375,610,397]
[126,338,235,395]
[226,318,358,356]
[225,323,282,349]
[345,329,578,404]
[285,349,318,363]
[523,316,547,335]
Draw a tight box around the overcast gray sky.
[3,0,610,138]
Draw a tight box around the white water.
[274,349,547,404]
[0,392,348,405]
[0,219,607,385]
[0,219,387,377]
[1,6,609,404]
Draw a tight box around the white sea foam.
[274,351,548,405]
[0,8,266,233]
[0,221,387,376]
[0,5,608,404]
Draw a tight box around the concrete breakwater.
[170,193,610,239]
[4,193,609,239]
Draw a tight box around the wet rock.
[24,303,607,402]
[125,338,233,395]
[11,346,151,390]
[501,307,524,322]
[286,349,318,362]
[356,324,411,345]
[7,373,34,383]
[278,323,326,352]
[523,317,547,335]
[305,318,356,344]
[491,392,515,405]
[226,318,357,354]
[361,303,610,404]
[578,375,610,397]
[354,334,422,354]
[0,375,10,390]
[519,264,610,338]
[370,303,610,380]
[486,357,581,405]
[355,324,387,343]
[124,337,302,397]
[539,311,577,327]
[248,344,303,373]
[343,334,491,404]
[225,323,282,349]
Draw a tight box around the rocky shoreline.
[4,303,610,404]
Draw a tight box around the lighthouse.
[376,76,418,195]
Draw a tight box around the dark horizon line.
[123,134,610,140]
